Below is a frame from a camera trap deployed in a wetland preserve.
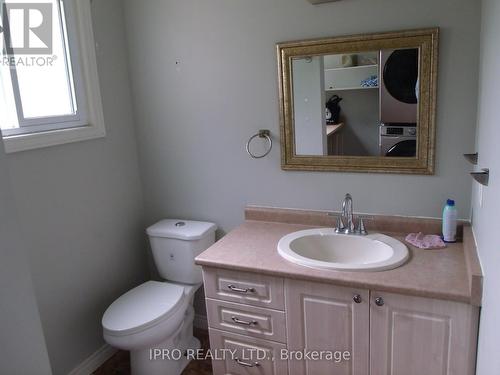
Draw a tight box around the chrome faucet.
[332,193,370,235]
[341,193,355,234]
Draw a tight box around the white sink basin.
[277,228,409,272]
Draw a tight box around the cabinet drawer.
[203,268,284,310]
[209,328,288,375]
[207,298,286,343]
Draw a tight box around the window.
[0,0,105,152]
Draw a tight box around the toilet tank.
[146,220,216,284]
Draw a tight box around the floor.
[93,329,213,375]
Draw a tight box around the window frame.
[1,0,105,153]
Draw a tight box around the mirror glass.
[277,28,438,174]
[292,49,419,157]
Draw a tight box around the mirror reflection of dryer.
[379,124,417,157]
[380,48,419,124]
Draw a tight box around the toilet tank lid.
[146,219,216,240]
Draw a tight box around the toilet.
[102,219,216,375]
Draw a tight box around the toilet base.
[130,306,199,375]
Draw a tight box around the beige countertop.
[196,216,482,306]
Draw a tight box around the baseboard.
[194,314,208,330]
[68,343,117,375]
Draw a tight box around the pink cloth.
[405,232,446,250]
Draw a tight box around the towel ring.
[246,130,272,159]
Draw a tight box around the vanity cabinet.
[369,291,479,375]
[203,268,479,375]
[285,279,369,375]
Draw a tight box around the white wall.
[0,144,52,375]
[123,0,480,236]
[471,0,500,373]
[2,1,149,374]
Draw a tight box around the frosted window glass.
[15,0,77,118]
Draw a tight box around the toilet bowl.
[102,281,194,350]
[103,281,200,375]
[102,220,216,375]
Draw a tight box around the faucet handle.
[334,216,346,233]
[327,212,346,233]
[356,218,368,235]
[355,216,374,235]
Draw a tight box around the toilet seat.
[102,281,186,337]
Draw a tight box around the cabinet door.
[285,279,369,375]
[370,291,479,375]
[209,328,288,375]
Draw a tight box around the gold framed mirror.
[277,28,439,174]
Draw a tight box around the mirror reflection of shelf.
[326,86,379,91]
[326,122,344,136]
[324,63,379,91]
[325,64,378,72]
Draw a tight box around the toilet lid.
[102,281,185,336]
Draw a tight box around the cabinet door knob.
[375,297,384,306]
[353,294,362,304]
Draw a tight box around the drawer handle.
[235,358,260,367]
[231,316,258,326]
[227,284,256,294]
